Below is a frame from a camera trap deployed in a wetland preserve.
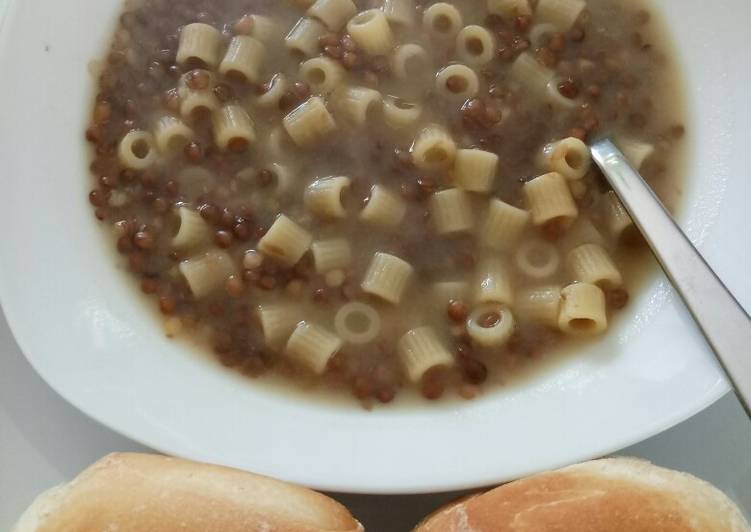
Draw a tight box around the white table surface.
[0,2,749,531]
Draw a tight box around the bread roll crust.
[14,453,363,532]
[415,458,750,532]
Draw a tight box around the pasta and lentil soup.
[86,0,686,405]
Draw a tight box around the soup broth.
[86,0,686,405]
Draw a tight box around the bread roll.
[13,453,363,532]
[415,458,750,532]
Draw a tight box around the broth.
[86,0,686,406]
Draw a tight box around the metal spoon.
[590,138,751,417]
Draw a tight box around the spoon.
[590,138,751,417]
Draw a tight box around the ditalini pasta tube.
[382,96,422,129]
[178,70,220,120]
[558,282,608,336]
[382,0,416,26]
[334,86,382,126]
[535,0,587,31]
[361,252,414,304]
[560,216,607,252]
[153,115,193,154]
[118,130,158,170]
[454,149,499,192]
[523,172,579,227]
[600,190,636,242]
[397,327,454,382]
[411,124,457,170]
[285,321,343,374]
[171,207,211,250]
[347,9,394,55]
[304,176,352,219]
[307,0,357,31]
[431,280,470,306]
[219,36,266,84]
[511,52,554,97]
[515,285,562,327]
[311,239,352,273]
[435,64,479,100]
[212,105,256,152]
[422,3,463,39]
[430,188,474,235]
[479,199,530,251]
[391,43,430,80]
[334,302,382,345]
[615,136,656,170]
[474,257,514,306]
[456,25,496,66]
[179,250,236,298]
[283,96,337,147]
[487,0,532,17]
[177,23,221,68]
[567,243,623,290]
[257,303,304,351]
[255,73,288,109]
[466,304,515,347]
[514,239,561,279]
[258,214,313,266]
[300,57,346,95]
[359,185,406,229]
[285,17,328,57]
[539,137,592,180]
[244,14,279,43]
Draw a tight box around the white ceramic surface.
[0,0,749,494]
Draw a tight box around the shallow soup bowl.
[0,0,749,494]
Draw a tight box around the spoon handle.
[590,138,751,417]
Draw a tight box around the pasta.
[300,57,346,94]
[171,206,211,250]
[177,23,221,68]
[361,252,414,304]
[515,285,562,327]
[264,126,296,160]
[523,172,579,228]
[347,10,394,56]
[560,216,607,252]
[466,304,515,347]
[285,321,343,374]
[177,69,220,120]
[212,105,256,152]
[546,77,580,109]
[479,199,531,251]
[397,327,454,382]
[599,190,637,242]
[514,239,561,279]
[487,0,532,17]
[255,74,288,109]
[118,130,158,170]
[258,214,313,267]
[432,280,470,306]
[511,52,554,97]
[430,188,474,235]
[382,96,422,130]
[539,137,591,180]
[411,124,457,170]
[475,257,514,306]
[529,23,557,47]
[304,176,352,219]
[245,15,279,43]
[334,302,382,345]
[285,17,329,57]
[382,0,416,27]
[257,303,304,351]
[179,250,236,298]
[391,43,430,80]
[307,0,357,31]
[311,238,352,273]
[219,36,266,84]
[456,25,496,66]
[422,3,463,40]
[454,149,499,192]
[535,0,587,31]
[567,243,623,290]
[615,136,656,170]
[335,86,383,127]
[359,185,407,229]
[558,282,608,336]
[283,96,337,147]
[435,64,480,100]
[153,115,193,154]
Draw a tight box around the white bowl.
[0,0,749,494]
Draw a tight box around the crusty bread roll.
[13,453,363,532]
[415,458,750,532]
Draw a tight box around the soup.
[85,0,686,405]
